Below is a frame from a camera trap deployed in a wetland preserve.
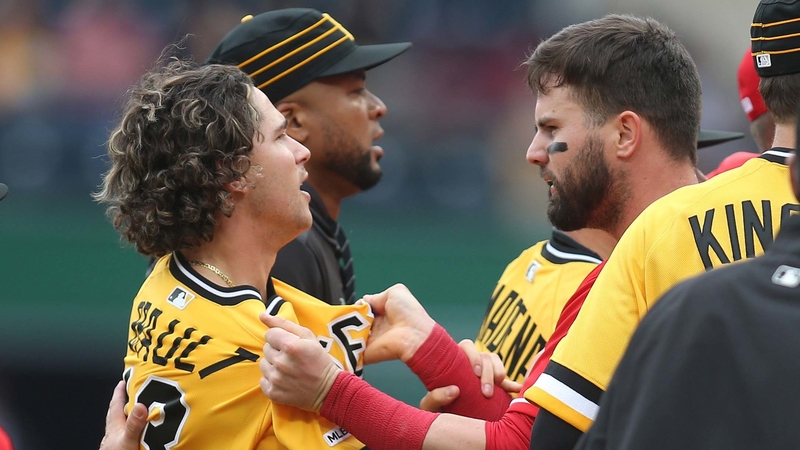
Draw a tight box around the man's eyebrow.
[536,114,555,129]
[275,118,287,134]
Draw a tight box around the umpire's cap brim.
[318,42,412,77]
[697,129,745,149]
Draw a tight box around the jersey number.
[136,376,190,450]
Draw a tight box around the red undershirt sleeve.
[406,324,512,420]
[485,409,535,450]
[320,371,439,450]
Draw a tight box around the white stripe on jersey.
[174,256,262,300]
[763,149,793,159]
[545,242,603,264]
[533,373,599,421]
[510,397,533,406]
[266,297,285,316]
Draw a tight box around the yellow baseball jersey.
[123,252,372,449]
[475,230,601,383]
[529,150,799,432]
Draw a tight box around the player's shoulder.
[137,252,265,322]
[509,239,548,265]
[645,151,790,221]
[500,231,600,283]
[643,247,781,332]
[618,152,792,250]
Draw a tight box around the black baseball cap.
[206,8,411,102]
[697,129,745,149]
[751,0,800,77]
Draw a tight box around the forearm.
[407,324,511,420]
[423,413,487,450]
[421,405,536,450]
[319,369,534,450]
[321,371,439,450]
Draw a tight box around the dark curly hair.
[94,60,260,257]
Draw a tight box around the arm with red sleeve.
[406,324,513,420]
[319,258,604,450]
[323,262,607,450]
[320,329,536,450]
[260,271,633,450]
[263,310,538,450]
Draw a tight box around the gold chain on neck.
[189,261,234,287]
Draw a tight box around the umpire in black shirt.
[206,9,410,305]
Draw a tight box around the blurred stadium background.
[0,0,759,448]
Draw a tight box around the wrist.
[320,370,439,450]
[312,363,343,411]
[400,317,436,363]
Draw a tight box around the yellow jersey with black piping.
[123,252,372,449]
[475,230,601,384]
[529,150,798,432]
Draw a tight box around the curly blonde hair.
[94,60,260,257]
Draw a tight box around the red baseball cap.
[738,49,768,122]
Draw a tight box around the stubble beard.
[546,135,628,233]
[320,121,383,191]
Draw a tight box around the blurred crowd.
[0,0,756,230]
[0,0,538,213]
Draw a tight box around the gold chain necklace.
[189,261,234,287]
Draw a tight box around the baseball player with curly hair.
[97,59,376,449]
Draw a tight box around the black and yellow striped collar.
[542,229,603,265]
[170,252,263,306]
[760,147,794,165]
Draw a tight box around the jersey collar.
[169,251,264,306]
[760,147,794,165]
[542,229,603,265]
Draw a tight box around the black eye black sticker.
[547,142,568,154]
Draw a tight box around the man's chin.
[353,170,383,191]
[547,209,586,232]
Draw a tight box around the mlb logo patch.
[167,286,195,309]
[526,260,542,282]
[756,53,771,68]
[772,265,800,288]
[323,426,351,447]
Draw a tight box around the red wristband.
[406,324,510,420]
[320,371,439,450]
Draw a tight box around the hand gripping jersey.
[474,230,601,384]
[123,252,372,449]
[529,149,799,432]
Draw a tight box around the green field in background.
[0,194,548,403]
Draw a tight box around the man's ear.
[277,102,310,144]
[613,111,642,160]
[225,177,249,194]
